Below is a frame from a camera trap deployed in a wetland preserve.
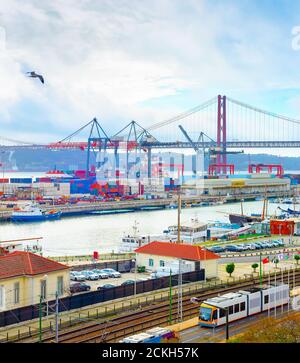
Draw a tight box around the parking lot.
[205,238,290,254]
[70,271,151,292]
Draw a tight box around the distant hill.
[2,149,300,173]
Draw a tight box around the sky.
[1,0,300,155]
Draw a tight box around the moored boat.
[11,203,61,222]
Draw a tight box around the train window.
[229,305,234,315]
[264,295,269,304]
[212,310,218,320]
[219,309,226,318]
[241,302,246,311]
[234,304,240,313]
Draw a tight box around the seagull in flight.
[26,71,44,84]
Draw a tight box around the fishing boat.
[11,203,61,222]
[228,198,266,226]
[278,207,300,216]
[228,213,262,226]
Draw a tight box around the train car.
[119,327,177,343]
[199,283,289,327]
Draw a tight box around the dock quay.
[0,191,291,221]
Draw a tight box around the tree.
[226,263,235,277]
[251,263,259,273]
[294,255,300,265]
[273,258,279,269]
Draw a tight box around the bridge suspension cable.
[146,96,218,131]
[227,97,300,126]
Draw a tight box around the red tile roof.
[0,251,69,280]
[134,242,220,261]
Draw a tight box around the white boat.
[118,221,162,253]
[164,218,208,244]
[0,238,43,256]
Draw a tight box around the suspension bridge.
[1,95,300,175]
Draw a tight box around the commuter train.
[119,327,178,343]
[199,283,290,327]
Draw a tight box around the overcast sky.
[1,0,300,156]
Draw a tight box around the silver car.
[70,271,86,281]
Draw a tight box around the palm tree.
[294,255,300,265]
[251,263,259,273]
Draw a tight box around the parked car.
[252,243,263,249]
[246,244,256,250]
[97,284,116,291]
[92,269,109,279]
[264,242,273,248]
[82,270,99,280]
[259,242,269,249]
[70,271,86,281]
[100,268,122,278]
[210,246,226,253]
[70,282,91,293]
[121,280,135,286]
[225,245,243,252]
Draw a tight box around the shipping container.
[270,220,294,235]
[10,178,32,183]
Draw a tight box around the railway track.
[11,270,300,343]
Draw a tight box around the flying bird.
[26,71,44,84]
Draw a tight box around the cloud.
[0,0,299,145]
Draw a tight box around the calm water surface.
[0,200,283,256]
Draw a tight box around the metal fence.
[0,270,205,327]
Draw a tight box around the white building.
[134,241,220,279]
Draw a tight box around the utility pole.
[259,252,263,288]
[176,190,183,322]
[55,291,59,343]
[225,308,229,341]
[39,296,42,343]
[169,269,172,324]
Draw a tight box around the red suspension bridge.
[1,95,300,175]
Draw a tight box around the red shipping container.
[0,178,9,183]
[270,220,294,235]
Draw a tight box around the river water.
[0,200,283,256]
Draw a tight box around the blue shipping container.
[10,178,32,183]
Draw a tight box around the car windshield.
[199,307,212,322]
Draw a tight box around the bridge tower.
[217,95,227,174]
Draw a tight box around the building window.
[159,260,165,267]
[241,302,246,311]
[149,259,154,267]
[57,277,64,296]
[14,282,20,304]
[264,295,269,304]
[40,280,47,300]
[0,286,4,308]
[229,305,234,315]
